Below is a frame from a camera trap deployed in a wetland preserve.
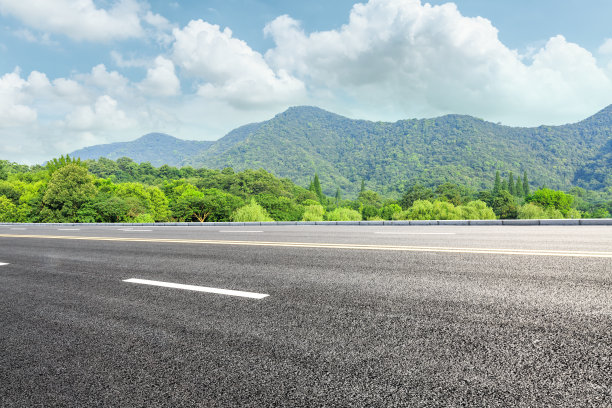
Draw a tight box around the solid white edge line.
[1,234,610,258]
[0,262,8,266]
[123,278,269,299]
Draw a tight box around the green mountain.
[184,105,612,195]
[70,133,214,167]
[71,106,612,196]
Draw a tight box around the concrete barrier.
[1,219,612,226]
[502,219,540,226]
[540,219,580,226]
[580,218,612,225]
[468,220,502,226]
[438,220,469,226]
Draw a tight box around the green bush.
[380,204,402,220]
[518,203,547,219]
[326,207,361,221]
[132,213,156,223]
[527,188,574,216]
[0,195,18,222]
[302,204,325,221]
[231,200,274,222]
[457,200,496,220]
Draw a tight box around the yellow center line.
[0,233,611,258]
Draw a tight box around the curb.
[0,219,610,227]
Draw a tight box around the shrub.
[0,195,18,222]
[457,200,496,220]
[361,205,380,220]
[326,207,361,221]
[518,203,547,219]
[231,200,274,222]
[132,213,156,223]
[302,204,325,221]
[380,204,402,220]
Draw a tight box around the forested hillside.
[70,106,612,196]
[70,133,214,167]
[187,106,612,195]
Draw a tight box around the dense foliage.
[69,106,612,197]
[0,158,609,223]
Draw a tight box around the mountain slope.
[185,106,612,195]
[70,133,214,167]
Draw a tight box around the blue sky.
[0,0,611,164]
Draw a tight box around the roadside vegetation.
[0,157,609,223]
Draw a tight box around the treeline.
[0,157,610,223]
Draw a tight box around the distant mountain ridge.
[70,106,612,195]
[70,133,214,167]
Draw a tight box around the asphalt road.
[0,225,611,407]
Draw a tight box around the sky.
[1,0,612,164]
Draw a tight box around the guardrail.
[1,219,611,226]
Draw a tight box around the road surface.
[0,224,611,406]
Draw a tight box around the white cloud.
[599,39,612,55]
[0,70,37,126]
[0,0,145,42]
[138,56,180,97]
[264,0,612,125]
[172,19,305,108]
[110,51,149,68]
[13,28,57,45]
[63,95,135,131]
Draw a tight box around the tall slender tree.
[515,176,524,197]
[360,179,366,193]
[493,170,501,194]
[335,188,341,206]
[523,171,530,196]
[313,173,323,203]
[508,172,515,195]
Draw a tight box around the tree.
[380,204,402,220]
[515,176,524,197]
[231,199,274,222]
[46,154,85,176]
[492,190,518,219]
[400,184,434,209]
[312,173,323,203]
[527,188,574,216]
[435,183,471,206]
[0,195,18,222]
[42,164,97,222]
[358,190,382,207]
[334,188,341,206]
[255,194,303,221]
[493,170,501,194]
[523,171,530,196]
[508,172,515,195]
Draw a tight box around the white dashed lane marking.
[0,263,8,266]
[123,278,269,299]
